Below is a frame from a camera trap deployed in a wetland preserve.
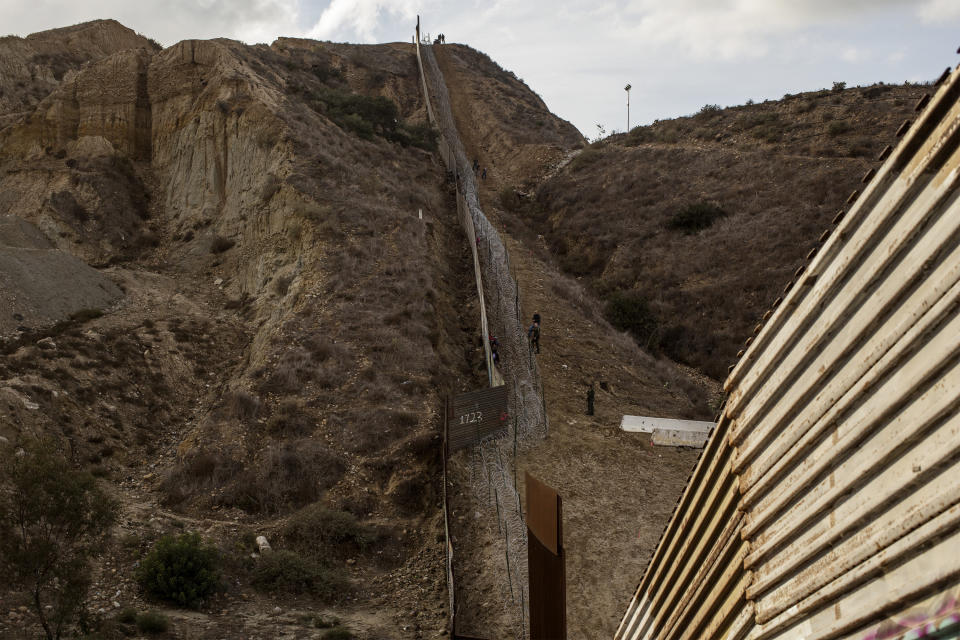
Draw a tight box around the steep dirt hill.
[498,82,930,380]
[431,44,713,639]
[0,24,492,639]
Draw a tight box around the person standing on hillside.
[527,320,540,354]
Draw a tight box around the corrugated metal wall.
[616,63,960,640]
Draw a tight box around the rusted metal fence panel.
[526,473,566,640]
[617,62,960,640]
[448,385,510,452]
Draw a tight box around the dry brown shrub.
[260,348,314,393]
[219,439,344,513]
[267,399,315,436]
[225,390,261,420]
[333,407,419,454]
[160,448,243,506]
[210,235,235,254]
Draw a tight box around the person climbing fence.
[527,321,540,354]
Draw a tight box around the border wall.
[616,63,960,640]
[416,28,549,639]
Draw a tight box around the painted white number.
[459,411,483,424]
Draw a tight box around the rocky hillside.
[498,82,930,379]
[0,21,496,639]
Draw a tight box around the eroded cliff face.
[0,19,158,129]
[0,20,477,638]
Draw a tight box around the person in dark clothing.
[527,321,540,354]
[481,167,487,180]
[586,383,595,416]
[489,334,500,365]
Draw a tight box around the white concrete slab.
[651,428,710,448]
[620,415,714,435]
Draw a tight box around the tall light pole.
[625,84,632,132]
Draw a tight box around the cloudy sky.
[4,0,959,136]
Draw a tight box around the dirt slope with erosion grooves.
[0,25,486,638]
[432,43,712,639]
[520,82,929,380]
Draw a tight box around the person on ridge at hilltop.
[527,320,540,354]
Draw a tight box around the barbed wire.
[418,43,549,639]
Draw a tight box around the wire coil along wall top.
[415,31,549,638]
[617,63,960,640]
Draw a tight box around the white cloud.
[306,0,423,42]
[917,0,960,22]
[0,0,954,136]
[841,46,868,64]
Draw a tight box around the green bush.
[323,628,355,640]
[251,550,345,598]
[282,504,375,553]
[605,291,660,349]
[308,89,436,149]
[828,120,852,136]
[569,147,603,172]
[135,611,169,634]
[136,533,220,608]
[115,607,137,624]
[666,202,727,234]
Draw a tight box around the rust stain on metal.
[526,471,560,554]
[448,385,509,452]
[526,471,566,640]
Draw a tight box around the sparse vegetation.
[136,532,220,608]
[210,235,235,253]
[251,550,346,598]
[135,611,170,634]
[666,202,727,234]
[604,291,660,350]
[225,389,261,420]
[828,120,852,136]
